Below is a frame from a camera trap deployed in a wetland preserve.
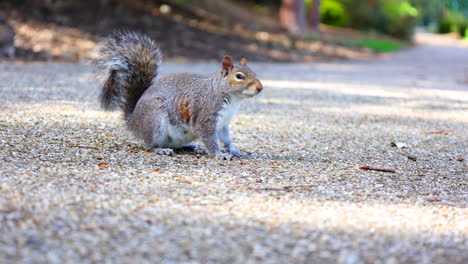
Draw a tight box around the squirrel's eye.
[235,73,245,80]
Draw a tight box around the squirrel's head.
[221,56,263,98]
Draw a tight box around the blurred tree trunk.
[308,0,320,32]
[280,0,306,34]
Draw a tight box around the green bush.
[459,22,468,37]
[438,15,452,34]
[305,0,349,27]
[320,0,348,27]
[382,0,418,40]
[341,1,386,33]
[438,12,466,35]
[338,0,418,40]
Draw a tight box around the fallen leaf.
[97,162,109,168]
[457,156,464,162]
[153,168,160,172]
[178,180,192,184]
[426,131,450,135]
[78,226,97,232]
[407,155,417,161]
[127,148,139,153]
[130,205,145,212]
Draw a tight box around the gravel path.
[1,33,467,263]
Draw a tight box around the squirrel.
[95,32,263,160]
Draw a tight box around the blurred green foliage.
[320,0,348,27]
[382,0,418,39]
[241,0,468,40]
[437,11,467,37]
[305,0,348,27]
[304,0,417,39]
[460,23,468,37]
[337,0,418,40]
[345,38,403,52]
[438,12,462,33]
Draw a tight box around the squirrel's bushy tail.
[95,32,162,119]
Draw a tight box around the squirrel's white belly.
[216,98,241,130]
[165,123,198,148]
[159,98,241,149]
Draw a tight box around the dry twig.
[248,185,314,191]
[359,166,396,173]
[70,145,99,150]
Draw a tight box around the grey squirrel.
[95,32,263,160]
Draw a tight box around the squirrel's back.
[94,32,162,120]
[142,72,225,125]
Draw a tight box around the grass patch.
[344,38,403,53]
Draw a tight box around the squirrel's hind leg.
[129,96,174,156]
[150,147,174,156]
[148,123,174,156]
[174,144,207,155]
[148,120,175,156]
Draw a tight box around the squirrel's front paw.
[216,153,233,161]
[151,148,174,156]
[230,149,244,158]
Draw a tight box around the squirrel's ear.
[239,57,247,66]
[222,56,233,76]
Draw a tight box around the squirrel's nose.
[255,80,263,92]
